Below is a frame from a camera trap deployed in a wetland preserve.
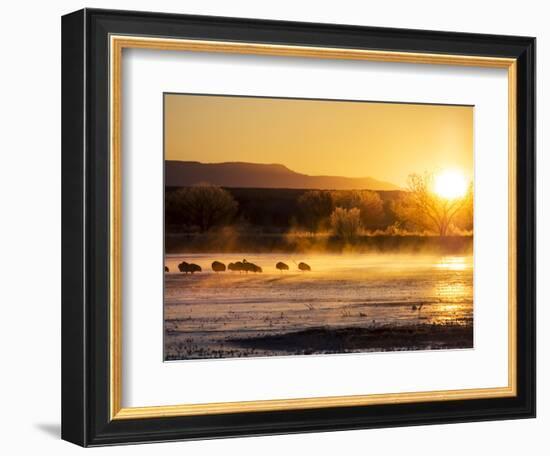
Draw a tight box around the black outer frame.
[61,8,536,447]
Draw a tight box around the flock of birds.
[164,259,311,274]
[165,260,423,313]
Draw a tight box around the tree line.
[165,173,473,238]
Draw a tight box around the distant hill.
[165,161,400,190]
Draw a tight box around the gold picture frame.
[109,35,517,421]
[62,9,535,446]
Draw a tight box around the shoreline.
[165,322,473,360]
[165,233,473,255]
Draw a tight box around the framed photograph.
[61,8,535,446]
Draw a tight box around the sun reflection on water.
[435,281,467,300]
[435,256,470,271]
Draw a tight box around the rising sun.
[433,169,468,199]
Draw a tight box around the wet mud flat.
[228,322,473,355]
[165,320,473,360]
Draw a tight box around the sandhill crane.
[241,259,253,273]
[211,261,226,272]
[298,262,311,272]
[178,261,202,274]
[244,262,262,273]
[233,261,245,272]
[276,261,289,272]
[164,266,169,273]
[188,263,201,274]
[241,259,262,273]
[228,260,262,273]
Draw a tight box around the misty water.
[164,253,473,360]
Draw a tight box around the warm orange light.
[433,169,468,199]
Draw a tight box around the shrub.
[330,207,362,240]
[332,190,384,229]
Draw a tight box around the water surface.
[164,253,473,359]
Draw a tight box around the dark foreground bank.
[165,322,473,360]
[229,323,472,354]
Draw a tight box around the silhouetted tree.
[166,185,238,232]
[296,190,334,233]
[394,172,473,236]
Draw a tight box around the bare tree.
[332,190,384,229]
[166,185,238,232]
[395,172,472,236]
[296,190,334,233]
[330,207,362,240]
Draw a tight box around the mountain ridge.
[165,160,400,191]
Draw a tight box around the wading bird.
[240,259,261,273]
[298,262,311,272]
[189,263,201,273]
[246,262,262,273]
[276,261,289,272]
[178,261,202,274]
[211,261,226,272]
[411,303,424,312]
[164,266,169,272]
[229,261,244,273]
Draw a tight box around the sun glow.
[433,169,468,199]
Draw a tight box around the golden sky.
[165,94,473,188]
